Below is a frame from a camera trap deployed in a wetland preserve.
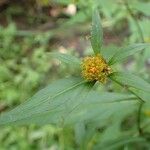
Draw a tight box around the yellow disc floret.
[81,54,112,83]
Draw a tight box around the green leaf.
[108,43,150,65]
[109,72,150,93]
[94,136,147,150]
[74,122,86,145]
[91,9,103,54]
[0,77,92,126]
[65,91,137,124]
[0,75,137,126]
[129,87,150,102]
[49,52,81,67]
[134,1,150,16]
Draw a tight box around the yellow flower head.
[81,54,112,83]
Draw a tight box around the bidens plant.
[0,9,150,149]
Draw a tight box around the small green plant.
[0,9,150,149]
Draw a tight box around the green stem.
[123,0,144,43]
[123,1,146,135]
[110,78,145,135]
[137,102,144,136]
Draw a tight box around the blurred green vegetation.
[0,0,150,149]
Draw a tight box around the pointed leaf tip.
[108,43,150,65]
[91,9,103,55]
